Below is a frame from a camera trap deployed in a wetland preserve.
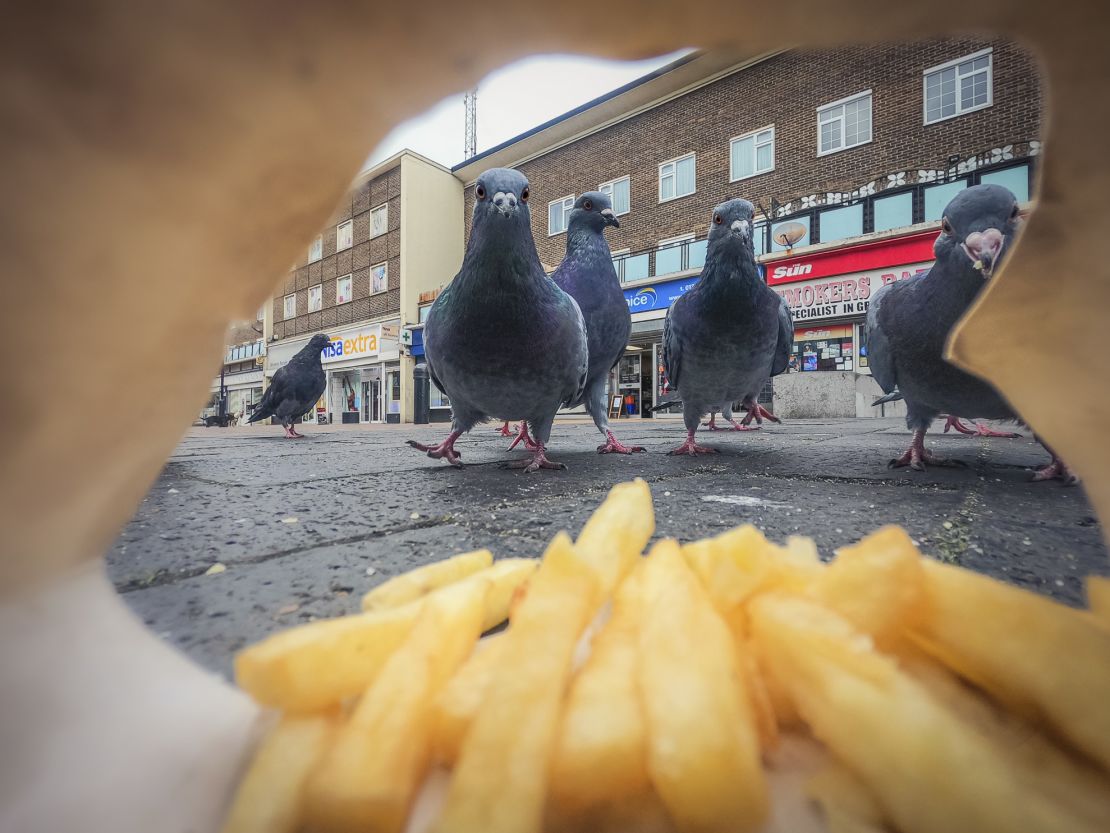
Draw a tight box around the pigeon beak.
[601,208,620,228]
[730,219,751,241]
[492,191,519,218]
[961,228,1004,278]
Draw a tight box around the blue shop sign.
[623,265,766,313]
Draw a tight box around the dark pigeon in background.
[704,398,783,431]
[864,183,1074,481]
[662,198,793,455]
[551,191,644,455]
[408,168,588,473]
[247,332,330,438]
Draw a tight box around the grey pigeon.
[662,198,793,455]
[864,183,1073,481]
[247,333,330,438]
[703,399,782,431]
[551,191,644,454]
[407,168,588,473]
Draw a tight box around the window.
[308,235,322,263]
[371,204,388,238]
[771,216,812,252]
[418,303,432,323]
[657,234,694,275]
[688,239,708,270]
[283,294,296,319]
[924,48,992,124]
[599,176,631,215]
[818,203,864,243]
[308,284,322,312]
[730,127,775,181]
[430,379,451,409]
[658,153,696,202]
[336,220,353,251]
[548,194,574,236]
[336,274,353,305]
[817,91,872,155]
[371,262,388,293]
[873,191,915,233]
[924,178,968,221]
[979,163,1030,204]
[752,221,768,256]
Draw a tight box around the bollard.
[413,363,430,425]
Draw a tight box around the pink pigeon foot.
[1031,457,1079,485]
[703,414,722,430]
[406,430,463,467]
[502,442,566,473]
[725,416,761,432]
[497,421,512,437]
[941,416,1022,438]
[888,428,966,471]
[667,430,719,456]
[283,425,305,439]
[740,403,782,426]
[597,430,644,454]
[507,422,538,452]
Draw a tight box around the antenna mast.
[463,88,477,159]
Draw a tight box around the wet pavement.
[107,417,1108,679]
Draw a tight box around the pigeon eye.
[520,186,529,203]
[941,217,953,235]
[1010,204,1020,219]
[476,185,486,200]
[714,214,723,225]
[583,199,593,211]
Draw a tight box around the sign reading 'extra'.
[774,262,932,321]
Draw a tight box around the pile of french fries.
[224,479,1110,833]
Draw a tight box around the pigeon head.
[934,184,1021,280]
[707,198,757,258]
[307,333,333,355]
[568,191,620,234]
[472,168,531,227]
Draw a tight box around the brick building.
[265,150,462,424]
[451,39,1042,419]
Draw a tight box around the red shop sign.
[764,228,939,286]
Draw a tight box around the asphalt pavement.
[107,417,1108,679]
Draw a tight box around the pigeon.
[864,183,1073,481]
[704,399,782,431]
[247,332,330,438]
[407,168,588,473]
[551,191,644,454]
[662,198,793,455]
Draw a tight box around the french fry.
[306,577,489,833]
[234,558,536,711]
[575,478,654,593]
[220,712,339,833]
[360,549,492,612]
[549,566,649,820]
[683,526,771,611]
[432,532,600,833]
[912,558,1110,772]
[812,525,926,645]
[431,632,506,767]
[1085,575,1110,627]
[805,762,888,833]
[750,593,1104,833]
[638,540,767,833]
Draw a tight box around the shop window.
[308,284,322,312]
[771,216,811,252]
[430,379,450,409]
[788,325,855,373]
[336,220,353,251]
[924,178,968,221]
[873,191,914,233]
[818,91,872,156]
[658,153,695,202]
[371,204,388,238]
[924,48,992,125]
[978,163,1030,204]
[730,126,774,181]
[818,203,864,243]
[418,303,432,323]
[371,262,388,294]
[308,235,322,263]
[336,274,353,305]
[548,194,574,236]
[656,234,693,275]
[283,294,296,320]
[599,176,630,215]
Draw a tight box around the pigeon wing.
[662,302,683,391]
[864,282,899,396]
[564,294,590,408]
[248,367,287,422]
[770,295,793,377]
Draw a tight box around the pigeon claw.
[496,422,513,437]
[406,438,463,468]
[506,422,538,452]
[597,431,645,455]
[502,443,566,473]
[1031,458,1080,485]
[667,435,719,456]
[741,403,782,426]
[942,416,1022,438]
[888,446,965,471]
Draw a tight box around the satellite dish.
[773,221,807,248]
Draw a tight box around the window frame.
[816,90,873,157]
[307,283,323,312]
[308,235,322,263]
[370,204,388,239]
[336,219,353,251]
[598,176,631,216]
[283,293,296,320]
[729,125,776,182]
[922,47,994,126]
[336,273,353,305]
[658,153,696,203]
[547,194,575,237]
[370,261,389,294]
[656,232,696,276]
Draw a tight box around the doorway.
[362,379,381,422]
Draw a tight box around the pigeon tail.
[872,390,904,406]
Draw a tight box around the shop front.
[765,229,937,418]
[623,275,701,419]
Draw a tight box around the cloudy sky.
[365,50,692,170]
